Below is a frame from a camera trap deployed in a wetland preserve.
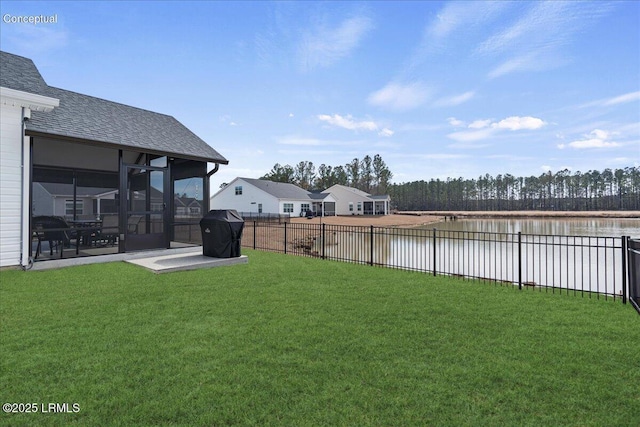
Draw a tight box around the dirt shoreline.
[398,210,640,219]
[291,211,640,228]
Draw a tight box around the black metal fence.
[627,239,640,313]
[243,221,634,303]
[239,212,290,223]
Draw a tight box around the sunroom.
[27,93,227,261]
[0,51,228,266]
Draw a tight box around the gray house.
[0,51,228,267]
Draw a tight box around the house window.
[258,204,262,214]
[349,202,354,212]
[301,203,310,213]
[65,200,83,216]
[357,202,362,212]
[283,203,293,213]
[235,185,242,195]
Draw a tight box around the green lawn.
[1,250,638,426]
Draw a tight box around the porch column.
[20,134,31,268]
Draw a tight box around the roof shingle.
[1,51,228,164]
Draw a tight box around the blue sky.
[1,1,638,190]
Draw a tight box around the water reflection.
[427,218,640,238]
[311,219,636,297]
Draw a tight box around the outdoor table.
[68,219,102,228]
[33,225,102,258]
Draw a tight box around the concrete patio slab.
[126,252,248,273]
[28,246,248,273]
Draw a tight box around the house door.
[123,165,169,251]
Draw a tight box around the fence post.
[284,221,287,254]
[253,221,256,250]
[370,225,374,266]
[322,223,326,259]
[622,235,627,304]
[432,228,437,276]
[518,231,522,290]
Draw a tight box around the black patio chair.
[97,214,119,246]
[33,216,78,259]
[127,215,142,233]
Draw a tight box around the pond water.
[313,218,638,296]
[424,218,640,238]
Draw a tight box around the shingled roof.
[241,178,313,200]
[0,51,228,164]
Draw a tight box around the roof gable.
[325,184,371,197]
[241,178,312,200]
[1,51,228,164]
[0,51,47,95]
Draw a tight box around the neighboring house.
[0,51,228,268]
[174,195,203,218]
[324,184,391,216]
[210,177,336,217]
[210,178,390,218]
[32,182,118,218]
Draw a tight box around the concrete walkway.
[29,246,248,273]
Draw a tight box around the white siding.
[280,201,313,217]
[325,185,371,216]
[210,178,280,214]
[0,104,23,267]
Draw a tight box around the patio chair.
[97,214,119,246]
[127,215,142,233]
[32,216,78,259]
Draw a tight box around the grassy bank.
[1,250,638,426]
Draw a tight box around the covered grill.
[199,210,244,258]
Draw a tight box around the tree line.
[389,167,640,211]
[260,154,393,195]
[244,159,640,211]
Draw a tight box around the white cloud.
[487,52,544,79]
[434,91,475,107]
[447,115,545,142]
[2,23,69,55]
[493,116,545,131]
[603,91,640,106]
[378,128,394,137]
[317,114,377,131]
[423,1,508,47]
[368,81,431,111]
[558,129,621,149]
[578,91,640,109]
[447,127,495,143]
[478,1,611,78]
[448,117,465,127]
[299,16,373,71]
[277,136,325,146]
[448,141,492,150]
[317,114,395,138]
[468,119,492,129]
[276,135,363,147]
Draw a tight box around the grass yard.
[1,250,639,426]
